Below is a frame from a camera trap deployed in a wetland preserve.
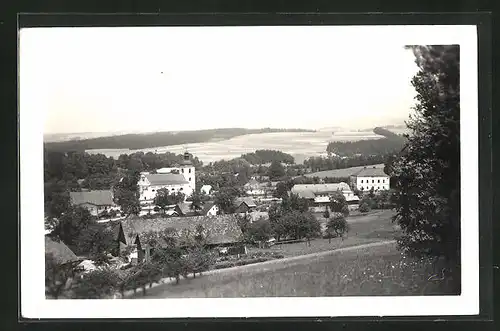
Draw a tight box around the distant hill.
[44,128,316,152]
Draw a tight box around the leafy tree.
[154,189,185,214]
[286,193,310,213]
[52,206,95,249]
[189,191,203,211]
[323,207,330,219]
[44,180,71,219]
[72,268,120,299]
[214,187,240,214]
[359,201,371,213]
[113,172,140,216]
[326,216,350,243]
[246,218,273,247]
[45,253,77,299]
[329,192,350,217]
[268,160,286,180]
[391,45,460,267]
[268,204,287,241]
[274,181,289,199]
[74,224,116,262]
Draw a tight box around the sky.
[20,26,420,135]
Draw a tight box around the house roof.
[45,236,80,265]
[200,202,217,215]
[293,190,316,199]
[70,190,114,206]
[304,164,385,179]
[352,167,389,177]
[145,173,189,186]
[234,197,257,208]
[119,215,243,247]
[244,178,260,188]
[176,202,193,215]
[247,211,269,222]
[292,182,351,194]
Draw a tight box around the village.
[45,148,398,299]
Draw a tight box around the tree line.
[241,149,295,165]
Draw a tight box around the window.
[171,188,175,191]
[378,179,380,183]
[182,169,184,173]
[360,187,364,190]
[180,188,183,191]
[383,179,385,183]
[189,168,192,173]
[152,189,155,192]
[361,179,364,183]
[189,178,191,181]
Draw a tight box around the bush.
[359,201,371,213]
[326,216,350,240]
[72,268,120,299]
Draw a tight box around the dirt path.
[124,240,396,298]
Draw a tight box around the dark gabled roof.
[145,173,189,186]
[45,236,80,265]
[200,202,217,215]
[70,190,114,206]
[352,167,389,177]
[119,215,242,247]
[176,202,192,215]
[234,197,257,208]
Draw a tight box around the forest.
[326,127,407,156]
[241,150,295,165]
[44,128,315,152]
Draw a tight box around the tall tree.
[113,172,140,216]
[51,206,95,249]
[268,160,286,180]
[214,187,240,214]
[391,46,460,265]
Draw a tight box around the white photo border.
[20,24,479,318]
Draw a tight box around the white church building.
[138,152,196,205]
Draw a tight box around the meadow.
[132,209,458,298]
[86,130,384,164]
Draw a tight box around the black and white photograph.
[20,23,479,318]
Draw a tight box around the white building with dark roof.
[156,151,196,193]
[138,173,192,204]
[351,166,390,192]
[291,182,359,205]
[349,166,390,192]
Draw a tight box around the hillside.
[44,128,315,152]
[326,127,406,156]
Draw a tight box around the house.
[200,185,212,195]
[291,182,359,206]
[234,197,257,213]
[69,190,119,217]
[199,202,219,216]
[156,151,196,193]
[349,166,390,192]
[174,202,197,216]
[45,236,81,266]
[244,178,265,196]
[138,173,192,206]
[116,215,245,263]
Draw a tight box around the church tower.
[178,151,196,193]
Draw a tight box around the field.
[138,242,459,298]
[86,131,385,164]
[131,209,458,298]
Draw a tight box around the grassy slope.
[136,209,459,298]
